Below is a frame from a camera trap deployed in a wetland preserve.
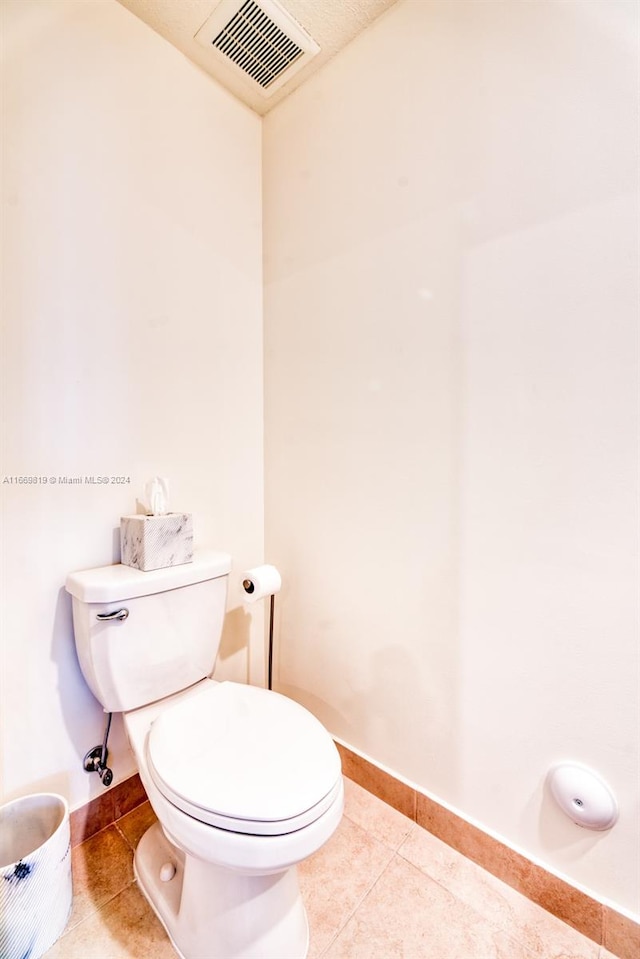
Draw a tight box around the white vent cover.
[195,0,320,97]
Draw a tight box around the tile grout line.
[318,849,432,959]
[57,878,140,949]
[392,840,540,959]
[355,850,548,959]
[316,808,422,959]
[316,812,399,959]
[56,819,142,950]
[393,829,606,959]
[113,818,137,852]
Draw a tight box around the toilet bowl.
[125,680,343,959]
[65,552,343,959]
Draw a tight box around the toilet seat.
[146,681,342,836]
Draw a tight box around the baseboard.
[69,773,147,847]
[69,754,639,959]
[334,741,639,959]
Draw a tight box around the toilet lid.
[146,681,342,836]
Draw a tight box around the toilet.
[65,550,343,959]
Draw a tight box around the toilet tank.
[65,550,231,712]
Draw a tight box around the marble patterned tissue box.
[120,513,193,571]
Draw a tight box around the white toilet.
[65,551,343,959]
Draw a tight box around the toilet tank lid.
[65,550,231,603]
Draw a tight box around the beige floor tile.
[45,883,177,959]
[399,825,600,959]
[67,825,135,930]
[116,800,158,850]
[299,813,396,959]
[322,854,532,959]
[343,776,414,851]
[44,785,611,959]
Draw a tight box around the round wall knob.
[548,762,618,830]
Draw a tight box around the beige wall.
[0,0,263,808]
[263,0,639,914]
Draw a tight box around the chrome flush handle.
[96,608,129,622]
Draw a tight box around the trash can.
[0,793,73,959]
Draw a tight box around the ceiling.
[116,0,400,115]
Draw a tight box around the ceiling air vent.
[195,0,320,98]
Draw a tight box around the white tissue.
[241,565,282,603]
[144,477,169,516]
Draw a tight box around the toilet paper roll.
[241,565,282,603]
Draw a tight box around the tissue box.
[120,513,193,571]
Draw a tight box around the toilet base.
[134,823,309,959]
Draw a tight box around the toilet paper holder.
[241,565,281,692]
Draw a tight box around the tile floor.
[45,777,619,959]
